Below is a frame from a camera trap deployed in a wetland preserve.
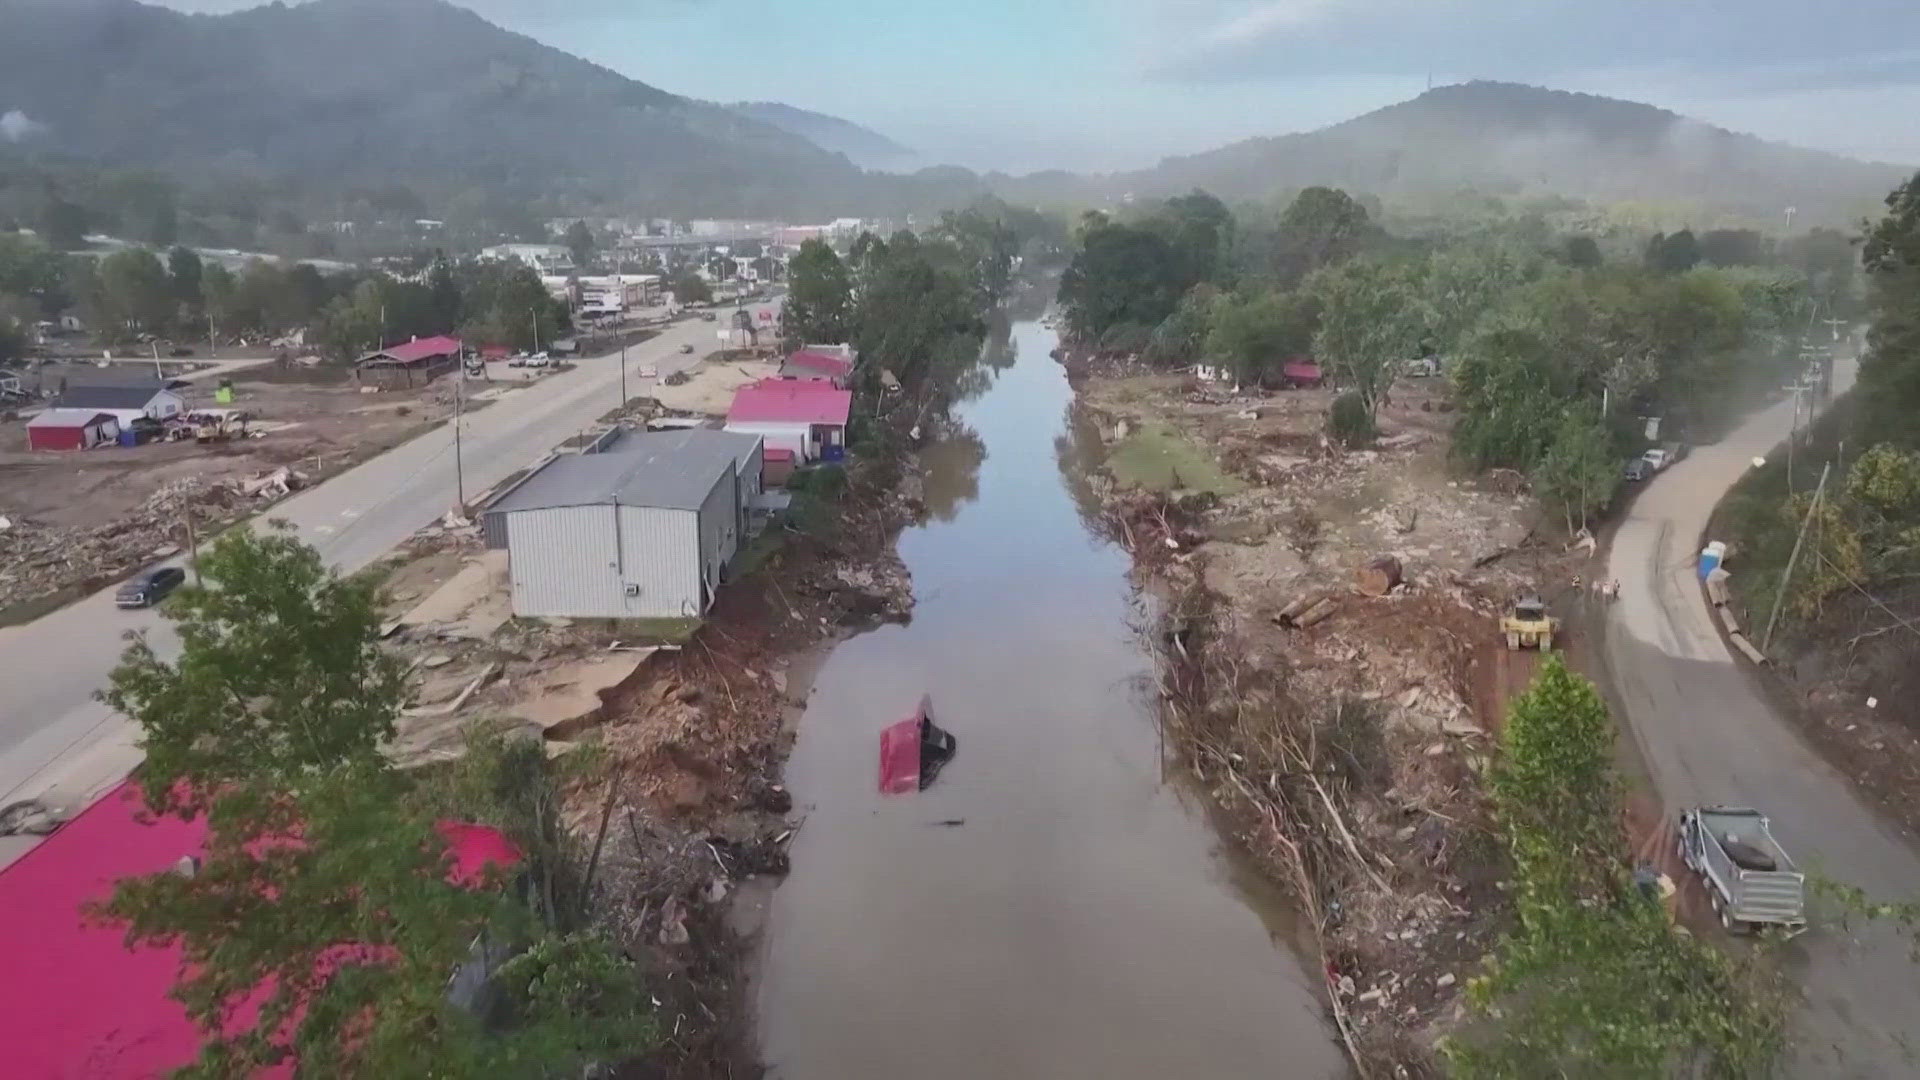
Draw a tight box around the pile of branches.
[1153,582,1427,1078]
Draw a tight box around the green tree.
[783,238,853,348]
[1698,228,1766,267]
[1421,242,1544,358]
[1144,285,1221,367]
[1206,288,1318,385]
[93,248,176,340]
[168,246,203,309]
[563,220,595,269]
[1148,190,1235,287]
[1644,228,1702,273]
[1533,407,1619,534]
[1058,221,1181,343]
[853,234,986,398]
[1307,258,1429,415]
[41,193,88,250]
[0,312,24,364]
[1272,186,1372,284]
[1858,170,1920,448]
[669,270,712,306]
[101,524,405,815]
[1561,235,1602,268]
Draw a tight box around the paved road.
[0,310,772,829]
[1606,358,1920,1077]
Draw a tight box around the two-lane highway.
[1606,358,1920,1077]
[0,310,774,828]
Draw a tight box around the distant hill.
[0,0,876,217]
[727,102,917,172]
[1099,82,1909,223]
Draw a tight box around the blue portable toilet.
[1698,541,1726,581]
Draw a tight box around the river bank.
[1061,350,1584,1072]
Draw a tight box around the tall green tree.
[563,220,595,269]
[1272,186,1372,284]
[102,523,405,814]
[1058,221,1181,344]
[1533,407,1620,534]
[782,238,853,348]
[1858,170,1920,448]
[168,245,203,309]
[669,270,711,306]
[92,248,175,340]
[41,193,88,250]
[1205,288,1319,385]
[1307,258,1429,415]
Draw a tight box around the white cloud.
[0,110,48,142]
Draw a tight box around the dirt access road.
[1605,356,1920,1077]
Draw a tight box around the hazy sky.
[160,0,1920,174]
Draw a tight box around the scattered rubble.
[1067,357,1583,1073]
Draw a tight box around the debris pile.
[0,467,306,613]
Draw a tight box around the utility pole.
[183,509,201,587]
[1763,462,1829,652]
[151,341,163,380]
[453,366,466,510]
[208,308,218,359]
[619,339,628,413]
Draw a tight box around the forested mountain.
[1102,82,1908,223]
[0,0,1902,227]
[726,102,917,172]
[0,0,874,217]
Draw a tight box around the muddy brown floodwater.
[751,319,1345,1078]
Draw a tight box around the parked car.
[524,352,551,368]
[116,566,186,609]
[701,313,718,322]
[1623,458,1652,482]
[1642,448,1672,471]
[679,343,695,354]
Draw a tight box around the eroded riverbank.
[751,318,1346,1077]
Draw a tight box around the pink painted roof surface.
[377,336,463,364]
[0,781,520,1078]
[727,379,851,426]
[784,350,854,378]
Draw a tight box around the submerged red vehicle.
[878,695,957,795]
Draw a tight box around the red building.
[26,408,120,451]
[356,335,464,389]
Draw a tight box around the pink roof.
[728,379,851,426]
[378,335,463,364]
[0,781,520,1078]
[785,350,854,378]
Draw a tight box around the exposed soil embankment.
[1066,355,1585,1073]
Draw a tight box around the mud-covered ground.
[1065,357,1588,1071]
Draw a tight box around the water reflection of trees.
[920,423,987,522]
[1053,401,1114,536]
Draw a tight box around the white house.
[724,380,852,462]
[479,244,574,273]
[48,382,185,428]
[483,429,764,620]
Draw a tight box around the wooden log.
[1356,556,1404,597]
[1295,598,1339,629]
[1276,593,1318,625]
[1727,631,1769,666]
[1717,605,1742,636]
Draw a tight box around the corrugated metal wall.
[695,470,738,593]
[504,502,710,619]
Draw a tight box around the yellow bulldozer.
[1501,596,1558,651]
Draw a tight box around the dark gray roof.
[488,430,756,514]
[50,383,177,410]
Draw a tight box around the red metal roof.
[727,379,851,426]
[784,349,854,378]
[0,781,520,1077]
[373,335,463,365]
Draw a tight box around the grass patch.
[1106,420,1246,496]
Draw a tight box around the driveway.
[0,307,776,863]
[1605,358,1920,1076]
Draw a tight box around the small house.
[26,409,120,451]
[725,379,851,462]
[47,381,185,428]
[778,348,855,388]
[484,430,765,620]
[355,335,463,389]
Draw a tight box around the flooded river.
[752,317,1344,1078]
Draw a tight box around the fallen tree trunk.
[1355,557,1403,597]
[1295,597,1339,629]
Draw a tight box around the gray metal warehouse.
[483,429,762,620]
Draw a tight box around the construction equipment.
[191,409,249,445]
[1501,595,1558,651]
[1678,806,1806,936]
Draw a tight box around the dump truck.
[1678,806,1806,936]
[1501,596,1557,650]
